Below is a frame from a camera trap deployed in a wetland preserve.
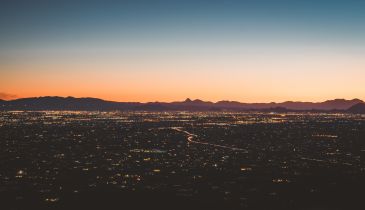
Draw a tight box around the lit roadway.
[172,127,249,153]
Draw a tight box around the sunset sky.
[1,0,365,102]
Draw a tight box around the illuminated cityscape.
[1,1,365,209]
[1,111,364,209]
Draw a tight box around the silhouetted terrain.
[348,103,365,114]
[0,96,363,112]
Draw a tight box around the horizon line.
[1,95,364,104]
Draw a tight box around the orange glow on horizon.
[1,50,365,103]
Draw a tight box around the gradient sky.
[1,0,365,102]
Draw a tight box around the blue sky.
[1,0,365,102]
[2,0,365,48]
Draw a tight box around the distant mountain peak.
[325,98,363,103]
[183,98,209,104]
[348,102,365,114]
[351,98,363,102]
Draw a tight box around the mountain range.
[1,96,365,113]
[347,102,365,114]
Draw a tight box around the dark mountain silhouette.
[0,96,363,112]
[0,96,140,111]
[278,99,363,110]
[347,103,365,114]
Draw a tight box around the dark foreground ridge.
[0,96,364,112]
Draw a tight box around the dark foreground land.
[0,111,364,210]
